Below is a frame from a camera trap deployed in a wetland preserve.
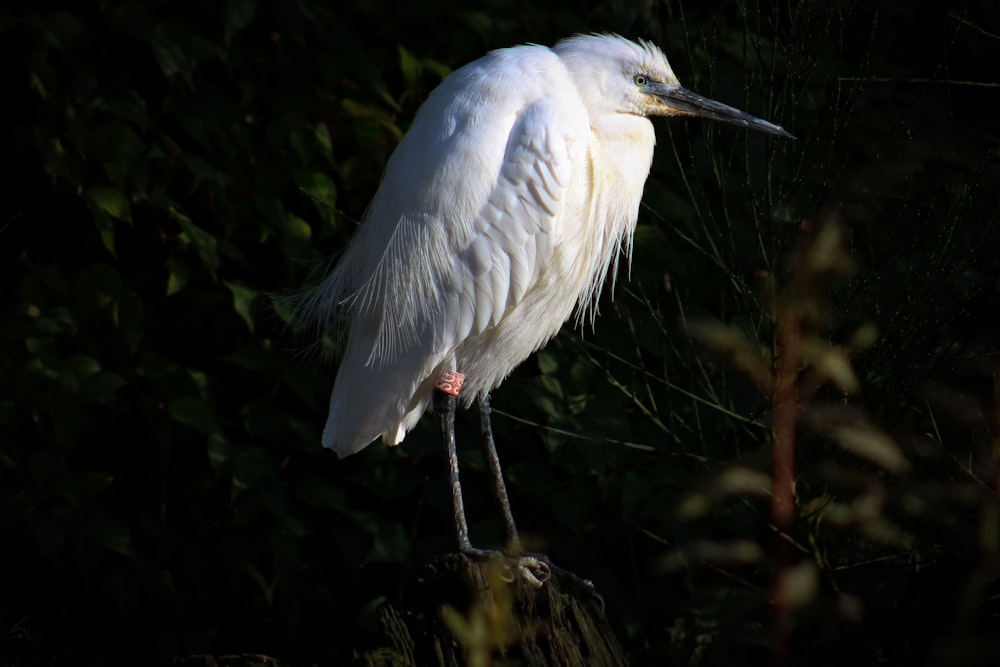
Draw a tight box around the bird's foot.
[458,547,603,609]
[522,552,603,609]
[459,547,551,588]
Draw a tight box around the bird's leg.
[433,370,474,553]
[477,394,521,553]
[432,371,549,588]
[477,392,601,601]
[431,373,597,596]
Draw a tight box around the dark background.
[1,0,998,665]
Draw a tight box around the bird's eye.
[634,74,649,87]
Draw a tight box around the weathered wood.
[356,554,628,667]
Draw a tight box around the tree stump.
[356,554,627,667]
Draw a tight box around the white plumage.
[295,34,791,457]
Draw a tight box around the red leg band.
[434,370,465,397]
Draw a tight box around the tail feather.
[321,337,439,457]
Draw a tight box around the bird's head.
[554,34,793,139]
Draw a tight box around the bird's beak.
[651,84,794,139]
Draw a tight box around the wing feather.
[445,99,573,338]
[489,251,510,323]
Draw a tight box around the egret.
[296,33,792,585]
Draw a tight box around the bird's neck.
[589,114,656,194]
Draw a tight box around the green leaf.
[177,217,219,277]
[90,122,145,161]
[284,413,320,449]
[90,122,146,185]
[225,340,277,372]
[207,433,234,475]
[296,476,347,511]
[166,257,192,295]
[24,337,59,367]
[115,290,144,353]
[366,519,411,563]
[40,11,88,50]
[85,185,132,223]
[94,211,116,257]
[312,122,333,161]
[182,153,232,192]
[75,263,123,316]
[94,517,136,558]
[286,214,313,241]
[398,45,421,89]
[224,280,258,333]
[346,58,400,112]
[21,266,68,314]
[167,397,220,434]
[224,0,257,44]
[32,306,75,335]
[241,398,281,437]
[65,354,102,379]
[79,372,127,403]
[537,350,559,375]
[246,563,276,607]
[341,99,404,141]
[44,137,81,187]
[294,170,337,217]
[230,444,278,495]
[84,186,132,257]
[150,23,190,83]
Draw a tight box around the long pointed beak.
[652,84,794,139]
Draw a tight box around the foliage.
[1,0,998,665]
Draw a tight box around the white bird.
[296,33,791,583]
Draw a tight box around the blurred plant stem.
[769,218,872,666]
[691,216,881,665]
[770,280,801,667]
